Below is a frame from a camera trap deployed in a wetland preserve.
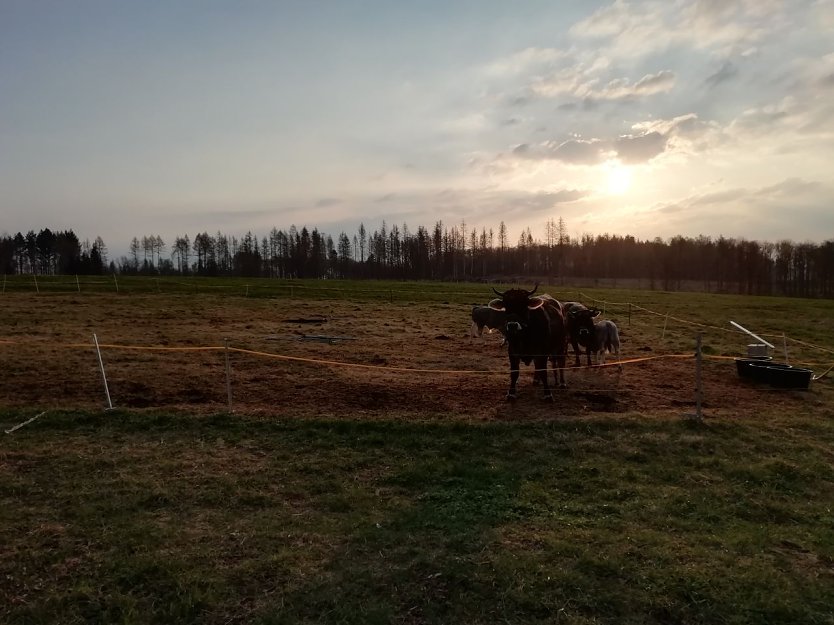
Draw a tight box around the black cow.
[562,301,601,366]
[470,305,507,344]
[488,285,568,401]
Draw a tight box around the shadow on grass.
[2,410,834,625]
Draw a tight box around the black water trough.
[735,356,773,379]
[736,357,814,389]
[748,363,814,389]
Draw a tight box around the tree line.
[2,220,833,298]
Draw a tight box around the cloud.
[640,177,833,241]
[705,61,738,87]
[570,0,798,59]
[513,131,668,165]
[315,198,342,208]
[614,131,667,163]
[484,47,569,77]
[528,66,674,102]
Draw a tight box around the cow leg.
[507,354,520,400]
[535,355,553,401]
[585,346,593,367]
[553,351,567,388]
[571,340,581,367]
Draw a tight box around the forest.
[2,218,833,298]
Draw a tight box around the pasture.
[2,278,834,624]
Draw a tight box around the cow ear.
[488,298,505,311]
[528,297,545,310]
[590,308,601,318]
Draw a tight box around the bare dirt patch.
[0,293,829,421]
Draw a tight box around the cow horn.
[492,287,506,297]
[527,283,539,296]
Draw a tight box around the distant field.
[2,279,834,623]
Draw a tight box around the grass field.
[2,278,834,623]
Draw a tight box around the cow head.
[488,284,544,339]
[567,304,601,346]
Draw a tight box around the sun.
[605,161,632,195]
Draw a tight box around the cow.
[488,284,568,401]
[593,319,621,367]
[470,305,507,344]
[562,301,601,367]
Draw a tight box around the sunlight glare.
[606,162,632,195]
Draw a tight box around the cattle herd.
[471,285,621,401]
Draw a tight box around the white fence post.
[93,333,114,410]
[34,274,39,294]
[224,339,233,413]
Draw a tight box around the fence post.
[2,274,6,294]
[661,311,670,340]
[224,339,233,413]
[93,333,114,410]
[34,274,39,294]
[694,332,703,421]
[76,275,81,293]
[113,273,119,294]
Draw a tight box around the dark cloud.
[705,61,738,88]
[613,132,667,163]
[755,177,821,197]
[549,138,606,163]
[513,130,670,165]
[689,188,747,206]
[546,188,589,203]
[633,70,676,93]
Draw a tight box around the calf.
[562,302,601,366]
[470,305,507,343]
[594,319,621,367]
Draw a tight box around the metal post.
[93,333,113,410]
[224,339,233,413]
[245,284,249,297]
[661,311,670,340]
[76,274,80,293]
[694,332,703,421]
[783,333,789,365]
[113,273,119,294]
[34,274,39,294]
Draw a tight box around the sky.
[2,0,833,259]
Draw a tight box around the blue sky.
[2,0,833,258]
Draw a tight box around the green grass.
[3,409,834,624]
